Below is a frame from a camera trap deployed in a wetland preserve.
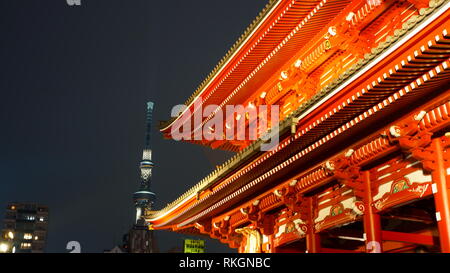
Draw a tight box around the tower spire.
[133,101,156,224]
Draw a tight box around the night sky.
[0,0,268,253]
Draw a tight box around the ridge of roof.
[159,0,280,130]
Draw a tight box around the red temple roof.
[149,0,450,240]
[160,0,353,151]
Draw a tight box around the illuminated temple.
[146,0,450,253]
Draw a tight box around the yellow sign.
[184,239,205,253]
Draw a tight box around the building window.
[24,233,33,240]
[39,217,45,222]
[20,243,31,249]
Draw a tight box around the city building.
[127,220,157,253]
[145,0,450,253]
[103,246,126,253]
[128,101,158,253]
[1,203,49,253]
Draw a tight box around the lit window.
[24,233,33,240]
[0,243,9,253]
[39,217,45,222]
[20,243,31,249]
[34,236,38,241]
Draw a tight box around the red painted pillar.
[431,138,450,253]
[306,197,321,253]
[267,235,274,253]
[362,171,383,253]
[306,233,321,253]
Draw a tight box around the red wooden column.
[430,137,450,253]
[362,170,382,253]
[305,197,321,253]
[306,232,321,253]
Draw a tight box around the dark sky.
[0,0,268,253]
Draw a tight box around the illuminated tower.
[133,101,156,224]
[126,102,158,253]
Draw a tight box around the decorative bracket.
[410,135,450,172]
[387,110,431,150]
[330,155,365,198]
[275,180,302,212]
[195,220,211,234]
[240,200,274,235]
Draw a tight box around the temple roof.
[159,0,280,130]
[149,0,450,231]
[159,0,353,151]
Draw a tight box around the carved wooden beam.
[328,153,365,198]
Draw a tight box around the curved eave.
[159,0,284,132]
[147,1,450,228]
[160,0,346,137]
